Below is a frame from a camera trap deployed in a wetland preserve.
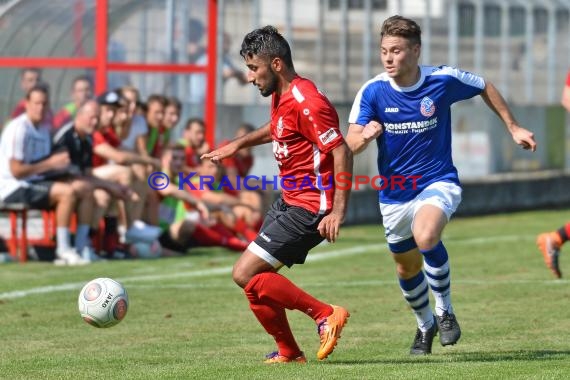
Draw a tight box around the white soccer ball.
[78,278,128,328]
[130,240,162,259]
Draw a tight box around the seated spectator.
[145,94,168,158]
[163,96,182,132]
[52,99,137,260]
[218,123,264,225]
[90,91,162,248]
[158,144,248,254]
[9,68,42,120]
[52,75,93,130]
[0,85,93,265]
[9,70,54,128]
[188,158,260,242]
[117,86,148,155]
[178,117,209,170]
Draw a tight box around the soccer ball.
[78,278,128,328]
[129,240,162,259]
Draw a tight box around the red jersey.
[10,99,26,119]
[566,71,570,86]
[92,127,121,167]
[271,76,343,214]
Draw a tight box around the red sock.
[191,224,226,247]
[247,272,333,322]
[210,223,237,239]
[245,283,301,358]
[226,237,248,252]
[192,225,247,252]
[564,223,570,243]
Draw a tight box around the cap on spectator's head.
[96,91,121,107]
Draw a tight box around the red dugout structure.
[0,0,218,145]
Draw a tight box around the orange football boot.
[316,305,350,360]
[264,351,307,364]
[536,232,562,278]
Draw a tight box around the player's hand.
[511,126,537,152]
[317,211,344,243]
[362,120,383,141]
[201,142,238,163]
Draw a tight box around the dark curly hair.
[240,25,294,69]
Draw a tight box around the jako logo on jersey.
[385,107,399,113]
[277,117,284,137]
[420,96,435,117]
[319,128,339,145]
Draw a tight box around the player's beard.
[260,68,279,97]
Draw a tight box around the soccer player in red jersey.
[202,26,353,363]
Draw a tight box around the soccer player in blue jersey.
[346,15,537,355]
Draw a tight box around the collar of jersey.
[388,66,425,93]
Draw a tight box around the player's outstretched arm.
[346,121,383,154]
[317,142,353,243]
[480,81,537,152]
[201,122,271,163]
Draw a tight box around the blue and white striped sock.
[422,241,453,317]
[399,271,434,332]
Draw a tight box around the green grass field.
[1,209,570,379]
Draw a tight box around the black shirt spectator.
[52,122,92,175]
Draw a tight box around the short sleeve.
[348,84,377,126]
[3,121,25,161]
[298,96,343,154]
[92,131,106,147]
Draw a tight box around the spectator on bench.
[52,99,137,260]
[90,91,162,246]
[52,75,93,130]
[0,85,93,265]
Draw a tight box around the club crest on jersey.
[420,96,435,117]
[277,117,284,137]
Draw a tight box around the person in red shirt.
[221,123,255,177]
[219,123,263,224]
[52,75,93,130]
[202,26,353,364]
[91,91,161,252]
[178,117,209,170]
[9,68,42,120]
[145,94,168,158]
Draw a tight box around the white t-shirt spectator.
[120,115,148,151]
[0,113,51,200]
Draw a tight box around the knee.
[57,184,76,201]
[95,189,112,208]
[413,230,441,251]
[232,264,253,289]
[118,168,133,186]
[72,180,95,198]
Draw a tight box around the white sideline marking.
[0,234,533,300]
[0,244,384,300]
